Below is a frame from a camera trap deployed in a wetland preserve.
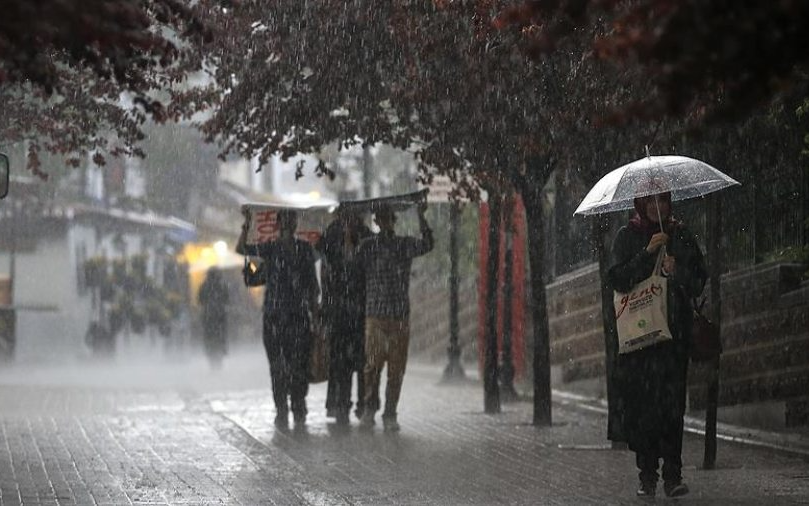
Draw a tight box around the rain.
[1,2,809,505]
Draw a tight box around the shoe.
[354,406,365,421]
[335,410,350,426]
[664,481,689,497]
[382,417,400,433]
[359,413,375,431]
[274,413,289,430]
[293,412,306,426]
[325,408,336,419]
[636,481,656,497]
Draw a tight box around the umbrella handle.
[654,193,665,235]
[653,193,668,261]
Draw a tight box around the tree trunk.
[500,192,518,401]
[483,195,502,414]
[595,216,625,443]
[521,182,552,426]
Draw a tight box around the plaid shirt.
[358,227,433,319]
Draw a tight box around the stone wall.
[546,260,809,427]
[546,264,605,383]
[689,262,809,423]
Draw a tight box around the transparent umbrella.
[574,155,740,216]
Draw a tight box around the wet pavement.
[1,349,809,505]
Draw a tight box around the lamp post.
[442,201,466,382]
[0,188,19,360]
[704,191,722,469]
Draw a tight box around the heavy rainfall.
[1,2,809,505]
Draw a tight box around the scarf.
[628,193,679,238]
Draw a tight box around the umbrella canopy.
[574,155,740,216]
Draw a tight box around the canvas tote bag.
[614,249,673,354]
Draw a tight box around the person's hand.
[662,255,676,275]
[645,232,668,254]
[417,200,428,216]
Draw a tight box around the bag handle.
[652,246,666,276]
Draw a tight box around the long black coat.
[198,271,230,353]
[317,220,372,320]
[608,222,707,454]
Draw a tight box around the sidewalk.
[206,359,809,505]
[551,388,809,459]
[0,353,808,505]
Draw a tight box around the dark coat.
[198,271,229,350]
[317,220,372,320]
[245,238,319,316]
[608,222,707,454]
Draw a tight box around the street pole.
[483,195,501,414]
[362,145,373,199]
[442,201,466,382]
[704,192,722,469]
[0,196,18,360]
[500,193,518,401]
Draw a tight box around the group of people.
[205,188,705,499]
[235,201,433,432]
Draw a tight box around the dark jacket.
[317,220,372,319]
[607,222,707,453]
[242,238,319,315]
[198,271,229,343]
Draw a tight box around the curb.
[552,389,809,459]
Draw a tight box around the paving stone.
[0,353,807,504]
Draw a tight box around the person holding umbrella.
[608,190,707,498]
[575,154,738,498]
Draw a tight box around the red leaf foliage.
[496,0,809,122]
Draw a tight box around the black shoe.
[382,416,400,433]
[359,413,375,431]
[335,411,350,426]
[636,481,656,497]
[274,413,289,430]
[293,412,306,426]
[664,481,689,498]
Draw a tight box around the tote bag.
[308,320,329,383]
[614,250,673,354]
[690,298,722,362]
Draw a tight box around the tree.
[0,0,212,176]
[180,0,658,423]
[495,1,809,123]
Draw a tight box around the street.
[0,349,807,505]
